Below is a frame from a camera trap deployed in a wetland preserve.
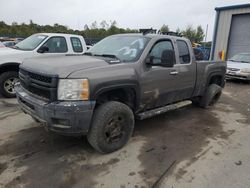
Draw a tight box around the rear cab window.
[176,40,191,64]
[71,37,83,53]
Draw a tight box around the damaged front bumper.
[15,84,95,136]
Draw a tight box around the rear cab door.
[172,38,197,101]
[68,36,87,54]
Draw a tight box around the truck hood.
[20,55,110,78]
[227,61,250,70]
[0,47,29,55]
[0,47,33,64]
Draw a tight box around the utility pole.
[204,24,208,48]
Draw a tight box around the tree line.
[0,20,205,43]
[160,24,205,43]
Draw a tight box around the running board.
[137,100,191,120]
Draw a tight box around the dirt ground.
[0,80,249,188]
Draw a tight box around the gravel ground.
[0,80,249,188]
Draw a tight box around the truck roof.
[112,33,187,41]
[35,33,83,38]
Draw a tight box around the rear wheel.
[87,101,134,153]
[192,84,222,108]
[0,71,19,98]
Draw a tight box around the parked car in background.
[0,41,5,48]
[3,41,17,47]
[15,33,226,153]
[15,37,25,42]
[226,53,250,81]
[0,33,87,97]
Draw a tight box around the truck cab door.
[140,40,180,110]
[37,36,69,56]
[173,39,196,101]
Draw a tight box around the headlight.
[57,79,89,100]
[241,68,250,73]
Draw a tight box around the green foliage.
[195,26,205,43]
[179,25,205,43]
[0,20,205,44]
[160,24,170,33]
[0,20,138,40]
[176,27,181,34]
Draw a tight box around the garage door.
[227,13,250,59]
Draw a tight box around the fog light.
[51,118,70,129]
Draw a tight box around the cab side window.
[42,37,68,53]
[71,37,83,53]
[177,40,191,64]
[149,40,174,65]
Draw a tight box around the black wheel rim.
[104,115,124,144]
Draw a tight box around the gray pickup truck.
[15,33,226,153]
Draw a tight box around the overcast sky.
[0,0,249,40]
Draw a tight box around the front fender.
[92,81,140,98]
[0,62,21,74]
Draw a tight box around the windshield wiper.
[228,59,250,63]
[84,52,118,58]
[100,54,117,58]
[95,54,119,59]
[92,54,121,62]
[84,53,121,62]
[10,46,20,49]
[83,52,93,56]
[239,61,250,63]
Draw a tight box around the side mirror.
[161,50,175,67]
[145,56,155,65]
[37,46,49,53]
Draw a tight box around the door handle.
[170,70,178,75]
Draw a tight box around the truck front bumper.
[15,84,95,136]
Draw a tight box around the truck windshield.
[87,35,150,62]
[15,34,48,51]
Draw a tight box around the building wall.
[212,7,250,61]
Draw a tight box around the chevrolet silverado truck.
[0,33,87,98]
[15,33,226,153]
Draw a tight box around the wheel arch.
[0,62,20,75]
[92,84,140,112]
[206,72,225,87]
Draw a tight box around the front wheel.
[87,101,134,153]
[0,71,19,98]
